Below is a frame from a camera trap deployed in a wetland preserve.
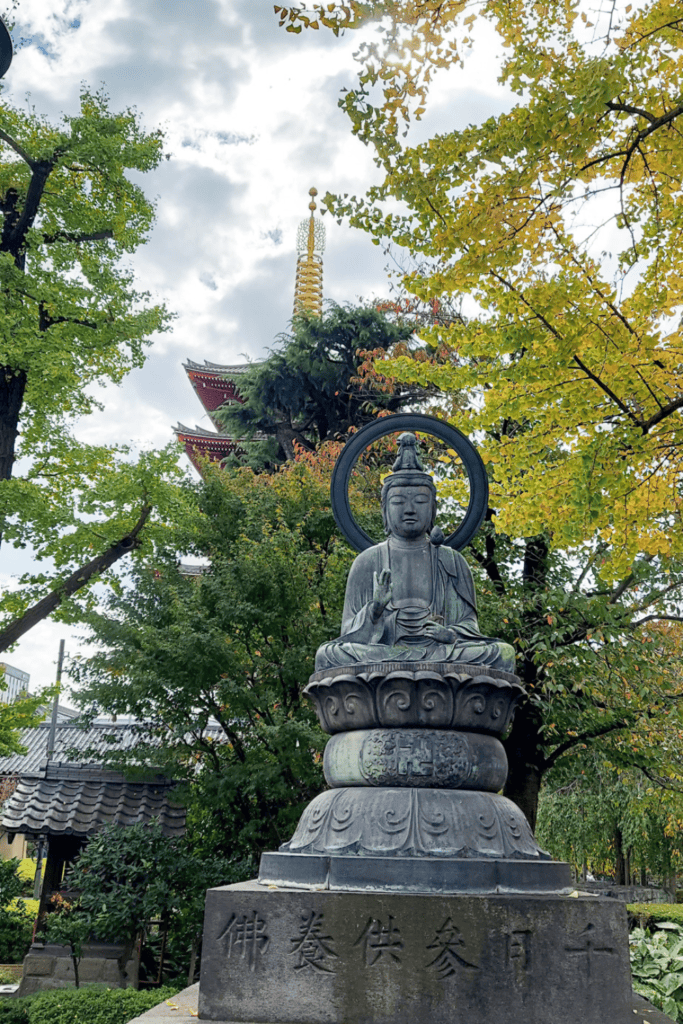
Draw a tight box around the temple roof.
[183,361,250,423]
[2,766,186,839]
[0,721,148,778]
[173,423,255,474]
[0,718,225,840]
[183,359,252,373]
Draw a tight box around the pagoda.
[175,188,326,473]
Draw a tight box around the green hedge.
[628,904,683,929]
[0,999,31,1024]
[0,909,34,963]
[0,985,182,1024]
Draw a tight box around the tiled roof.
[0,721,149,778]
[0,718,226,839]
[182,359,252,373]
[1,765,186,838]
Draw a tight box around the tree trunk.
[614,828,626,885]
[503,534,551,830]
[667,871,677,903]
[71,951,80,989]
[117,935,138,990]
[187,933,199,986]
[503,691,545,830]
[0,366,26,482]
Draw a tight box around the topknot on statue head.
[380,432,443,543]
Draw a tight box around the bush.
[0,999,30,1024]
[11,899,39,919]
[0,908,33,963]
[17,862,36,897]
[630,922,683,1021]
[628,904,683,930]
[26,985,181,1024]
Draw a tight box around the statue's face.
[385,485,434,539]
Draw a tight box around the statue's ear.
[430,526,445,546]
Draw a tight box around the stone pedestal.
[19,941,138,995]
[199,881,633,1024]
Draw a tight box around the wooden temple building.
[0,718,190,919]
[174,188,326,472]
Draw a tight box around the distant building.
[174,187,326,473]
[0,663,29,704]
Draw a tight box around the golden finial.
[294,186,325,317]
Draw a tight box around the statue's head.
[381,433,437,538]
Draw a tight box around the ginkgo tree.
[277,0,683,577]
[0,88,183,658]
[277,1,683,826]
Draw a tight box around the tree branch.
[42,229,114,245]
[629,614,683,629]
[0,128,35,168]
[607,565,643,604]
[572,541,609,593]
[544,719,630,770]
[628,578,683,614]
[606,100,656,124]
[572,354,642,427]
[642,394,683,432]
[0,505,152,654]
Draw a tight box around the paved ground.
[128,982,676,1024]
[133,983,200,1024]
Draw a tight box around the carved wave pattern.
[304,666,525,736]
[283,788,549,860]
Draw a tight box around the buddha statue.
[315,432,515,674]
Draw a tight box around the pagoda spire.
[293,187,325,317]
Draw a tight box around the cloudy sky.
[0,0,511,700]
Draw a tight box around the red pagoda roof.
[183,359,251,427]
[174,422,251,475]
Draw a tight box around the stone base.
[119,984,675,1024]
[198,880,633,1024]
[259,851,571,892]
[18,942,138,995]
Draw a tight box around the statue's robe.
[315,540,515,673]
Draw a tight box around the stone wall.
[19,942,138,995]
[575,883,668,903]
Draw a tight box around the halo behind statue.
[0,20,12,81]
[330,414,488,552]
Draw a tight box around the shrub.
[0,998,30,1024]
[27,985,181,1024]
[11,899,39,919]
[628,904,683,930]
[0,908,33,963]
[17,862,36,897]
[630,922,683,1021]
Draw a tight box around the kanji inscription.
[289,911,338,973]
[354,916,404,966]
[425,918,479,978]
[218,911,269,972]
[507,930,532,982]
[565,923,615,981]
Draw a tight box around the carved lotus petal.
[282,788,550,861]
[305,663,525,735]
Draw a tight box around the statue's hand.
[370,569,393,622]
[423,621,456,643]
